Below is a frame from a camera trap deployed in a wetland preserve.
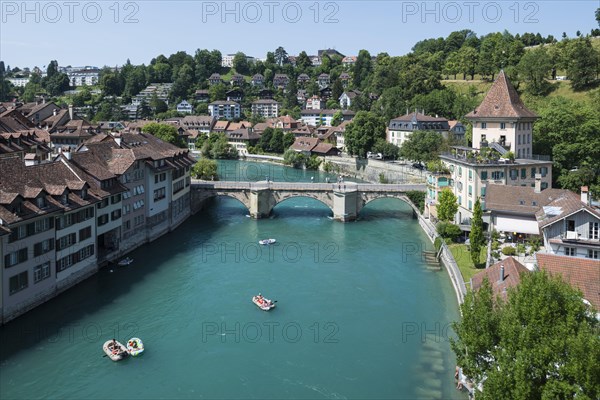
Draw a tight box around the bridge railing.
[192,180,426,192]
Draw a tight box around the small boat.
[117,257,133,267]
[258,239,276,245]
[252,295,276,311]
[126,337,144,356]
[103,340,128,361]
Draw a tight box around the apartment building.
[208,101,241,120]
[251,99,280,118]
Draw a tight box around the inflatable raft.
[103,340,128,361]
[126,337,144,356]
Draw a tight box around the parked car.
[367,152,383,160]
[412,162,425,170]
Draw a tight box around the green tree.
[331,78,344,101]
[596,7,600,27]
[142,122,185,147]
[517,46,552,95]
[566,37,599,90]
[202,132,238,159]
[353,50,372,89]
[282,132,295,149]
[283,148,305,168]
[191,158,218,180]
[232,52,249,75]
[469,197,485,266]
[372,139,400,160]
[274,46,289,66]
[437,189,458,222]
[331,110,343,127]
[443,51,461,79]
[150,92,168,114]
[452,272,600,399]
[209,83,227,102]
[296,51,312,70]
[457,46,479,80]
[400,131,446,164]
[344,111,386,158]
[0,61,12,101]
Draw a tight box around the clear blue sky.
[1,1,598,68]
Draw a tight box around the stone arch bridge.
[191,180,426,221]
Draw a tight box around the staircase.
[489,141,508,155]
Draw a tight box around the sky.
[1,0,598,68]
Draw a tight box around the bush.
[527,236,542,252]
[434,237,443,252]
[437,221,462,241]
[502,246,516,256]
[406,190,426,213]
[491,241,500,251]
[516,243,526,255]
[379,173,388,183]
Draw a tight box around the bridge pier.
[332,188,360,222]
[249,187,276,219]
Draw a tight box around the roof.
[252,99,280,105]
[301,109,355,116]
[485,185,569,215]
[213,121,229,131]
[291,137,319,152]
[471,257,530,302]
[390,111,448,123]
[466,70,538,119]
[536,191,600,228]
[312,142,338,155]
[536,253,600,311]
[209,101,240,106]
[226,128,260,141]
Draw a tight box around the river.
[0,160,465,399]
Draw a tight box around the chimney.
[68,104,74,120]
[581,186,589,205]
[499,265,505,282]
[534,173,542,193]
[53,109,57,116]
[63,147,72,160]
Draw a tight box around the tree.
[232,52,249,74]
[517,46,552,95]
[282,132,295,149]
[142,122,185,147]
[566,38,599,90]
[283,148,305,168]
[437,189,458,222]
[296,51,312,70]
[202,132,238,159]
[469,197,485,266]
[331,110,343,127]
[0,61,12,101]
[457,46,479,80]
[343,111,386,158]
[274,46,289,66]
[353,50,373,89]
[209,83,227,102]
[371,139,400,160]
[596,7,600,27]
[331,78,344,101]
[191,158,218,180]
[443,52,461,79]
[150,92,168,114]
[400,131,446,164]
[452,272,600,399]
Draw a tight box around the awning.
[495,215,540,235]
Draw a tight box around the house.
[226,128,260,155]
[226,88,243,102]
[21,101,62,125]
[342,56,357,68]
[208,101,241,120]
[466,70,538,159]
[319,86,332,100]
[339,90,361,109]
[483,183,569,238]
[212,120,229,134]
[297,89,307,104]
[291,124,315,138]
[426,71,555,227]
[221,54,235,67]
[471,257,530,301]
[258,88,274,100]
[230,74,245,86]
[67,68,100,86]
[179,116,216,149]
[536,187,600,259]
[291,137,319,156]
[0,130,52,162]
[297,74,310,86]
[387,111,450,147]
[312,142,340,156]
[318,49,345,58]
[251,74,264,87]
[339,72,351,87]
[535,254,600,312]
[96,121,126,132]
[449,120,466,143]
[309,56,322,66]
[318,73,330,89]
[251,100,280,119]
[208,73,222,86]
[273,74,290,89]
[305,96,324,110]
[176,100,193,114]
[194,90,210,102]
[300,109,355,127]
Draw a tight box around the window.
[481,187,486,197]
[540,167,548,177]
[481,122,487,129]
[56,233,77,251]
[458,167,462,177]
[480,134,486,142]
[56,255,73,272]
[457,182,463,191]
[521,168,526,179]
[565,247,576,256]
[34,239,54,256]
[9,271,28,295]
[481,171,488,180]
[590,222,599,240]
[518,135,521,145]
[567,220,575,232]
[468,170,473,181]
[97,214,109,226]
[78,244,94,260]
[111,194,122,204]
[79,226,92,241]
[4,248,28,268]
[500,122,506,130]
[468,185,472,196]
[541,182,548,190]
[458,196,462,206]
[527,134,531,144]
[34,262,51,283]
[153,188,166,202]
[111,209,122,221]
[531,167,537,178]
[510,169,518,180]
[491,171,504,180]
[36,196,47,209]
[97,198,109,209]
[34,217,53,233]
[588,249,599,259]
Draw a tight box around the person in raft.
[111,339,120,354]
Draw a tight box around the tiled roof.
[471,257,530,301]
[213,121,229,131]
[312,142,338,154]
[536,253,600,311]
[291,137,318,151]
[485,185,569,215]
[226,128,260,141]
[466,70,538,119]
[536,191,600,228]
[391,111,448,123]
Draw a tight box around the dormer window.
[61,193,68,205]
[36,197,46,209]
[81,188,87,199]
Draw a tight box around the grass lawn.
[449,243,487,284]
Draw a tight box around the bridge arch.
[359,193,420,216]
[269,192,334,217]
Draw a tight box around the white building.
[176,100,194,114]
[8,77,30,87]
[208,101,241,120]
[251,100,280,118]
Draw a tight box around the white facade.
[68,71,99,86]
[208,101,241,120]
[221,54,235,67]
[251,100,280,118]
[8,77,30,87]
[177,100,194,114]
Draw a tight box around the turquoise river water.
[0,160,465,399]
